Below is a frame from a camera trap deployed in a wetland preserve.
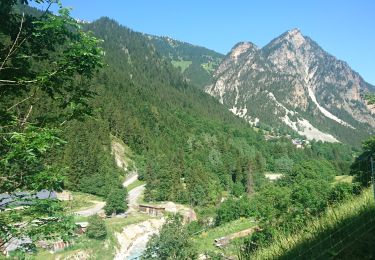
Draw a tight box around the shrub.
[242,226,276,254]
[215,197,253,225]
[329,182,354,204]
[86,215,107,240]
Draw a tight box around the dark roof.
[0,190,57,208]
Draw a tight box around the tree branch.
[21,105,33,128]
[7,87,39,111]
[0,13,25,71]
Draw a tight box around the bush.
[290,178,331,217]
[105,187,128,216]
[242,226,276,255]
[142,215,197,259]
[329,182,354,204]
[86,215,107,240]
[186,220,204,235]
[352,182,362,195]
[215,197,253,225]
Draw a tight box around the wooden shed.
[138,204,165,217]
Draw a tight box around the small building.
[292,139,303,148]
[138,204,165,217]
[75,222,89,234]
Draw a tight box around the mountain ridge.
[206,28,374,146]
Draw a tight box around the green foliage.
[104,187,128,216]
[351,136,375,186]
[279,159,336,185]
[251,185,291,222]
[365,93,375,105]
[60,119,122,196]
[290,178,331,217]
[230,156,369,258]
[0,0,102,251]
[0,125,65,192]
[215,157,362,257]
[273,156,294,173]
[0,199,76,251]
[241,226,276,255]
[215,197,253,226]
[86,215,107,240]
[329,182,355,204]
[246,189,375,259]
[142,215,197,259]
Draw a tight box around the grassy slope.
[334,175,354,184]
[62,192,104,213]
[171,60,193,73]
[252,188,375,259]
[192,218,256,254]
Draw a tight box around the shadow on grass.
[279,205,375,260]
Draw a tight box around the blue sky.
[33,0,375,85]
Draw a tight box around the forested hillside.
[147,35,224,88]
[54,17,355,206]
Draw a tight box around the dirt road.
[74,201,106,217]
[127,184,145,213]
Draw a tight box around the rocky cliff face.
[206,29,375,145]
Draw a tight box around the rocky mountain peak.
[286,28,306,47]
[265,28,308,52]
[206,29,375,145]
[287,28,302,37]
[229,41,258,60]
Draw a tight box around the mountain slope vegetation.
[147,35,224,88]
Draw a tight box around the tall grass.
[251,188,375,259]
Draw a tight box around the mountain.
[146,35,224,88]
[12,5,356,205]
[55,19,353,205]
[4,4,368,257]
[206,29,375,146]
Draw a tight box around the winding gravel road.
[74,172,140,217]
[127,184,145,213]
